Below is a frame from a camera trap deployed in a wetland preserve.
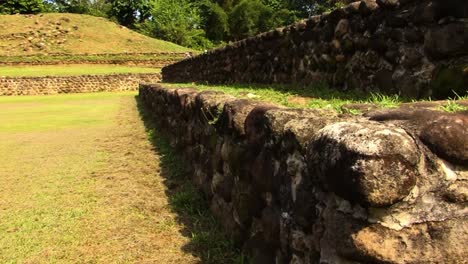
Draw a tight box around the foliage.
[106,0,151,27]
[200,1,229,42]
[50,0,111,17]
[138,0,212,49]
[229,0,274,40]
[4,0,340,49]
[0,0,46,14]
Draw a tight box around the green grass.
[165,83,404,112]
[438,92,468,112]
[0,92,243,263]
[0,92,128,262]
[0,64,160,77]
[0,13,193,56]
[0,92,131,132]
[165,83,467,113]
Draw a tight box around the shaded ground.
[0,93,240,263]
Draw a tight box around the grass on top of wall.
[0,64,160,77]
[164,83,468,113]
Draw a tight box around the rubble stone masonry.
[0,73,161,95]
[162,0,467,99]
[139,83,467,264]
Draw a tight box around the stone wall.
[0,52,188,68]
[162,0,468,99]
[139,83,467,264]
[0,59,179,68]
[0,73,160,96]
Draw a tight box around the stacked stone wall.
[139,83,467,264]
[162,0,468,99]
[0,73,160,96]
[0,52,188,68]
[0,60,178,68]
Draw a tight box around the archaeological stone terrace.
[0,73,160,96]
[139,83,467,263]
[162,0,468,99]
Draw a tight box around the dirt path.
[0,93,200,263]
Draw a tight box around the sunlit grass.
[0,92,135,132]
[164,83,467,113]
[0,64,160,77]
[164,82,402,112]
[0,93,126,262]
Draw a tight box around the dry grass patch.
[0,92,239,263]
[0,13,192,56]
[0,64,161,77]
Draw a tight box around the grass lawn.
[0,64,161,77]
[165,83,402,111]
[0,93,240,263]
[165,83,468,113]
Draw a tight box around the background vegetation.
[0,0,344,49]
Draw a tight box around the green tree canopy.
[0,0,340,49]
[229,0,274,40]
[0,0,46,14]
[200,1,229,42]
[139,0,209,49]
[106,0,151,28]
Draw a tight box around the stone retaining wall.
[139,83,467,264]
[0,73,161,96]
[0,52,188,68]
[162,0,468,99]
[0,59,178,68]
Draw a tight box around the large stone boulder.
[308,121,421,207]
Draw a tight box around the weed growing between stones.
[136,96,249,264]
[438,92,468,113]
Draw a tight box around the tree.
[200,1,229,42]
[139,0,211,49]
[49,0,111,17]
[287,0,338,17]
[51,0,89,13]
[0,0,46,14]
[107,0,150,28]
[228,0,274,40]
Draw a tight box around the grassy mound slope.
[0,13,192,56]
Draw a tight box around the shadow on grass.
[135,96,247,264]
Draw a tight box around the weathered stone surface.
[359,0,379,16]
[350,217,468,263]
[139,83,467,263]
[218,100,274,137]
[0,73,161,96]
[309,121,420,207]
[425,23,468,59]
[376,0,400,8]
[334,19,350,38]
[420,114,468,165]
[444,181,468,203]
